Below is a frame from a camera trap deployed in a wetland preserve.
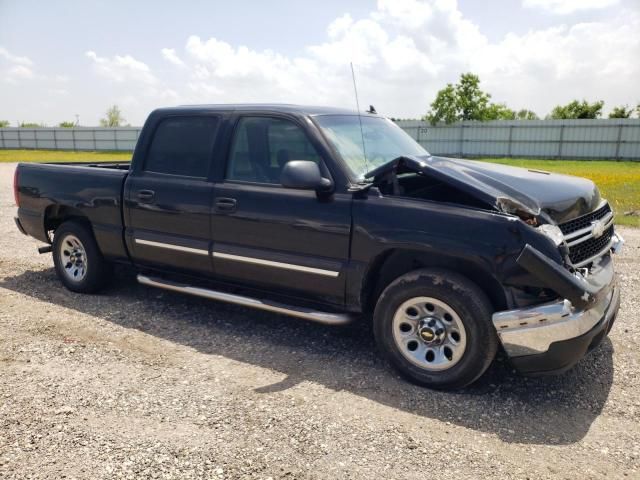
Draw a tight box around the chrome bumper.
[493,285,619,358]
[493,236,622,358]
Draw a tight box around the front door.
[210,115,351,306]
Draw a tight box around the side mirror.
[281,161,332,192]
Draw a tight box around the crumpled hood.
[365,155,601,224]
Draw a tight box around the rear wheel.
[373,268,498,389]
[52,221,111,293]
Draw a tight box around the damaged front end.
[492,243,621,374]
[360,155,623,375]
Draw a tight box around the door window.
[145,116,219,177]
[226,117,321,184]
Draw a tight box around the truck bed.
[15,162,130,260]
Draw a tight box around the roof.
[161,103,377,117]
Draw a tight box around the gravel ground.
[0,162,638,479]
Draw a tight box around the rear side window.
[145,116,219,177]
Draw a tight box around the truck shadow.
[1,267,615,446]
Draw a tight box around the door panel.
[124,114,220,275]
[211,182,351,304]
[125,172,214,274]
[208,114,352,305]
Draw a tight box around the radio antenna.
[350,62,369,176]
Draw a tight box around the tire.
[52,220,112,293]
[373,268,498,390]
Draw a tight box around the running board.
[137,274,355,326]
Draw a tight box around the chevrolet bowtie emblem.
[591,219,606,238]
[420,329,435,341]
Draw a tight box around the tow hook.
[38,245,53,254]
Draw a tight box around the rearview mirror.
[281,161,332,192]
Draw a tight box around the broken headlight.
[537,224,564,247]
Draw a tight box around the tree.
[0,120,9,128]
[549,100,604,119]
[425,84,458,124]
[19,122,45,128]
[636,104,640,118]
[516,109,539,120]
[608,105,633,118]
[100,105,125,127]
[58,121,76,128]
[483,103,516,121]
[456,73,491,121]
[426,73,521,124]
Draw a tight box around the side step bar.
[137,274,355,326]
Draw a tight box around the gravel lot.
[1,162,638,479]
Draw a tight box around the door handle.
[214,197,237,213]
[137,189,155,202]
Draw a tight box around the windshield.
[314,115,429,180]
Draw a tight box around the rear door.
[210,113,352,306]
[124,114,220,275]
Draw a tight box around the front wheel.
[373,268,498,390]
[52,220,112,293]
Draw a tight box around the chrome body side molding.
[212,251,340,277]
[134,238,209,256]
[133,238,341,277]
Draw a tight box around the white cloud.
[327,14,353,39]
[374,0,435,29]
[7,65,34,79]
[0,47,36,83]
[13,0,636,125]
[86,50,157,85]
[151,0,636,120]
[523,0,619,15]
[161,48,184,67]
[0,46,33,66]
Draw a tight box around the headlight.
[537,224,564,246]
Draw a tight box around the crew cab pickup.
[13,105,623,389]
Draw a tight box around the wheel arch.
[361,248,509,314]
[44,204,92,241]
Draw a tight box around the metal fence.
[1,119,640,160]
[0,127,139,151]
[396,119,640,160]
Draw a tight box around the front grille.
[558,202,611,235]
[559,202,614,266]
[567,225,614,265]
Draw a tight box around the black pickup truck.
[13,104,623,389]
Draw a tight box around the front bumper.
[492,235,622,374]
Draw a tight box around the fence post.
[53,128,58,149]
[0,129,4,149]
[92,128,97,150]
[614,124,623,160]
[507,125,514,157]
[557,124,565,159]
[17,129,22,149]
[114,129,119,151]
[416,124,421,146]
[459,123,464,157]
[71,128,76,151]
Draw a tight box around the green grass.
[478,158,640,227]
[1,150,637,227]
[0,149,131,163]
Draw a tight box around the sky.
[0,0,638,126]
